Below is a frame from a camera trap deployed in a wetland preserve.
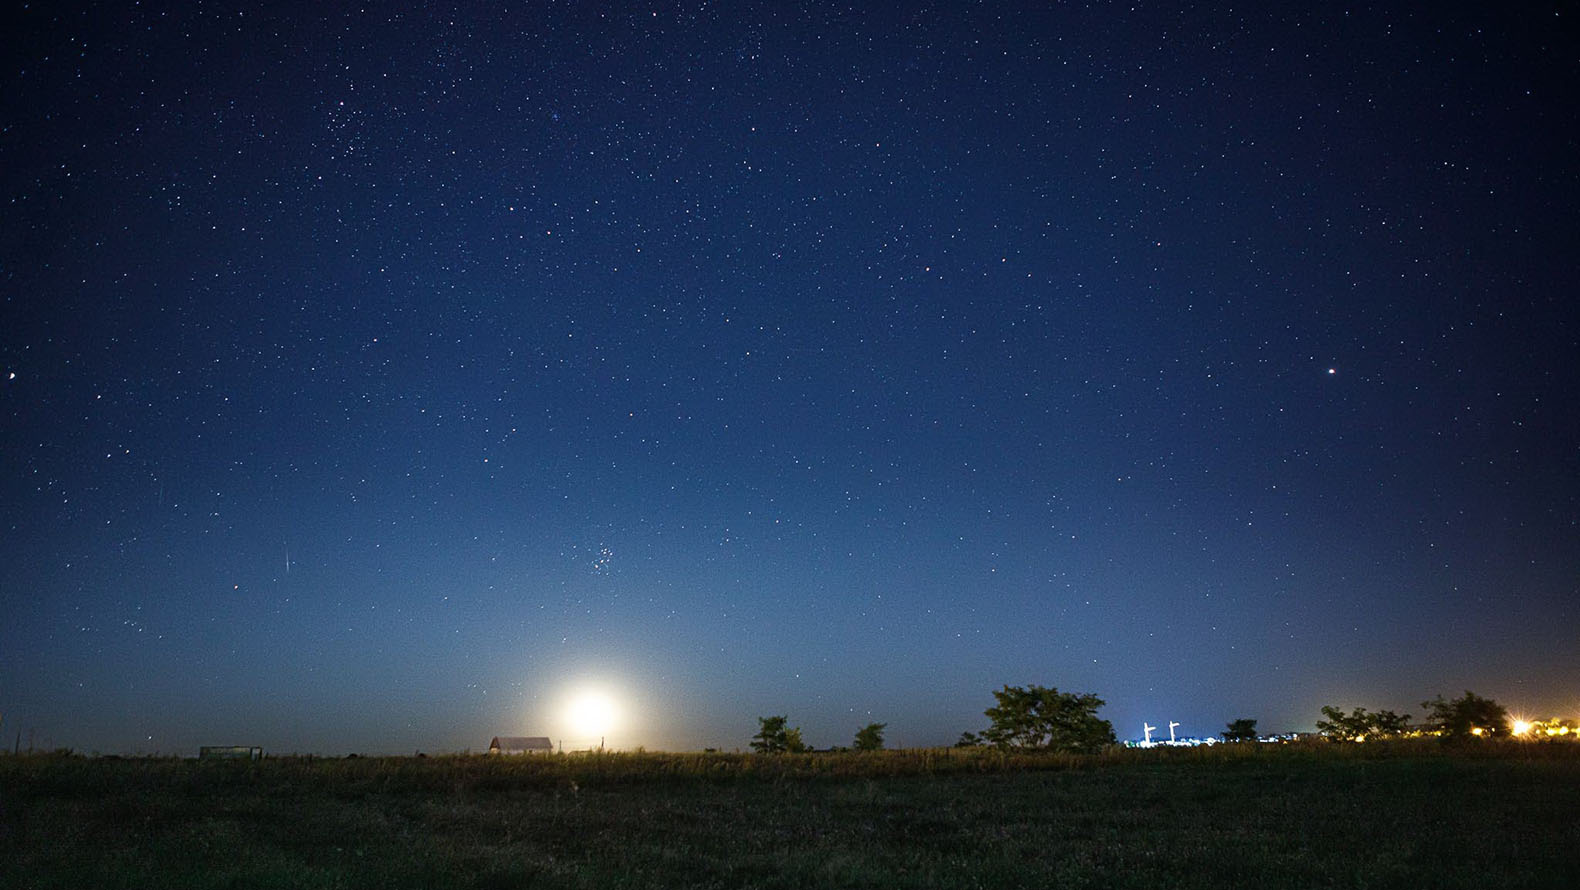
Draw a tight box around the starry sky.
[3,2,1577,755]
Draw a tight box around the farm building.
[489,736,553,754]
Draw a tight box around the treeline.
[749,685,1572,753]
[1317,690,1577,741]
[754,684,1117,754]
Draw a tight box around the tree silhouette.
[978,684,1114,754]
[853,722,886,751]
[1423,691,1509,738]
[1315,706,1410,741]
[1222,718,1258,742]
[750,715,790,753]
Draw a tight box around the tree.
[1222,718,1258,742]
[751,715,790,754]
[978,684,1115,754]
[1315,705,1362,741]
[1423,691,1509,739]
[1315,706,1411,742]
[853,722,887,751]
[954,731,981,748]
[1370,709,1412,737]
[783,726,809,753]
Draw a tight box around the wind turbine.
[1168,721,1181,743]
[1143,723,1156,745]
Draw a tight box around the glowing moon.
[567,690,618,738]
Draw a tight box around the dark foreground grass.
[3,743,1578,889]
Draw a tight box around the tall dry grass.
[5,736,1575,798]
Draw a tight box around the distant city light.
[1122,717,1580,749]
[1515,718,1576,739]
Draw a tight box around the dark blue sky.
[3,1,1576,755]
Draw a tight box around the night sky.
[3,2,1577,756]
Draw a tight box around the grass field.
[3,742,1578,888]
